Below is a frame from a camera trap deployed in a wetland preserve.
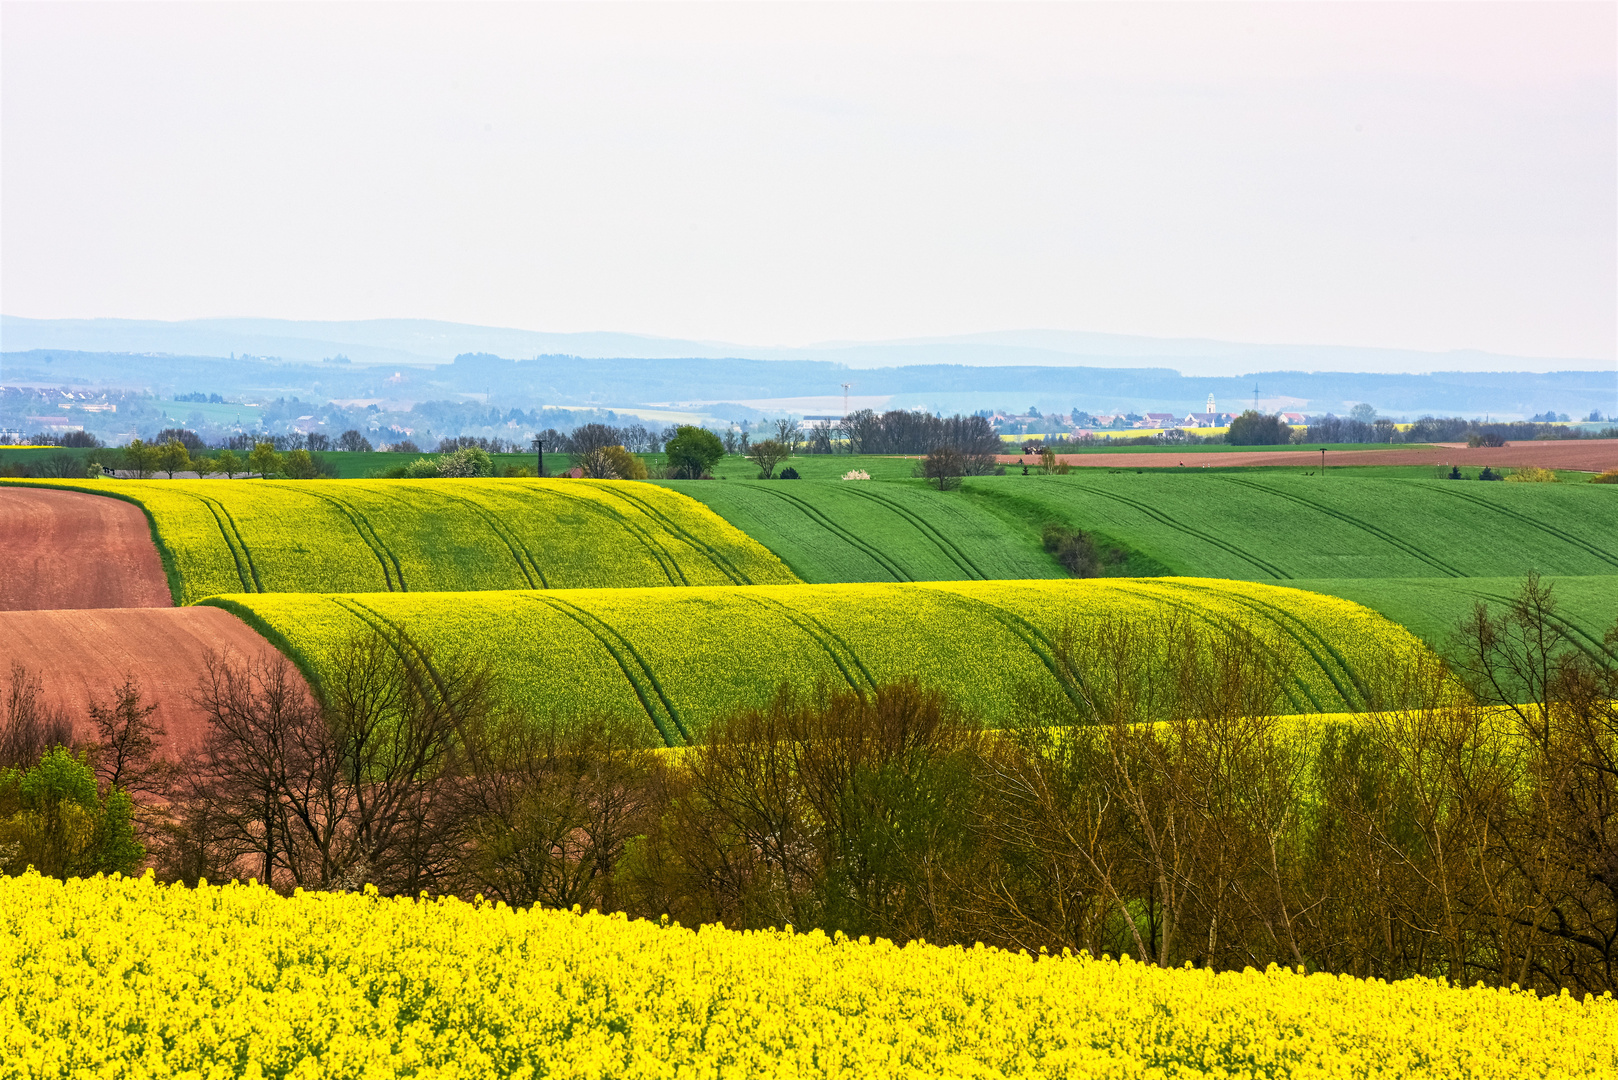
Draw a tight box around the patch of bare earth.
[997,439,1618,472]
[0,607,282,757]
[0,487,173,609]
[1,486,304,759]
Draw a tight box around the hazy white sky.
[2,2,1613,360]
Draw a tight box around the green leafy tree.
[213,448,244,479]
[0,747,144,879]
[122,439,158,479]
[247,441,282,478]
[1225,410,1291,446]
[283,448,318,479]
[664,426,725,479]
[748,439,790,479]
[155,439,191,479]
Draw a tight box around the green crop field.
[953,473,1618,581]
[208,578,1425,745]
[1293,575,1618,660]
[664,480,1070,583]
[671,472,1618,585]
[6,478,798,603]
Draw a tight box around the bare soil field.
[0,607,284,756]
[0,487,173,609]
[1000,439,1618,472]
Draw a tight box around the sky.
[1,2,1614,364]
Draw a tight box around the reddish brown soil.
[0,607,284,757]
[998,439,1618,472]
[0,488,173,609]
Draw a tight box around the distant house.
[1145,412,1178,427]
[1280,412,1307,425]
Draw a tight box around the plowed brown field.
[0,487,173,609]
[1000,438,1618,471]
[0,607,284,756]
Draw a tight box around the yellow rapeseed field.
[0,872,1608,1079]
[211,578,1422,743]
[7,479,798,601]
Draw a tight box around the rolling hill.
[1,479,798,603]
[209,578,1427,745]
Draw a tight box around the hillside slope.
[664,480,1065,583]
[961,473,1618,582]
[211,578,1425,745]
[3,480,798,602]
[1293,575,1618,659]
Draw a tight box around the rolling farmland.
[1,479,799,602]
[209,578,1426,744]
[956,473,1618,581]
[1294,574,1618,659]
[8,872,1610,1079]
[666,479,1065,583]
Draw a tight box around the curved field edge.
[0,478,186,604]
[0,478,801,602]
[205,578,1429,746]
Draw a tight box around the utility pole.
[1253,384,1260,411]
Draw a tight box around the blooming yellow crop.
[8,479,798,601]
[0,871,1609,1079]
[210,578,1424,744]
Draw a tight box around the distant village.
[988,396,1307,438]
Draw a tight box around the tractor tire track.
[414,487,547,590]
[1428,486,1618,571]
[591,485,751,585]
[1220,477,1465,578]
[1064,480,1292,579]
[538,487,686,586]
[740,593,877,695]
[523,594,688,746]
[1153,580,1368,711]
[926,587,1092,715]
[300,489,406,591]
[187,493,264,593]
[181,492,255,593]
[749,487,913,582]
[837,486,988,580]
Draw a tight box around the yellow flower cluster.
[14,479,798,601]
[210,578,1423,743]
[0,872,1608,1079]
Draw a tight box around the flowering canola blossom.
[1,873,1610,1079]
[7,478,797,602]
[210,578,1423,744]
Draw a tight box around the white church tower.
[1206,394,1216,416]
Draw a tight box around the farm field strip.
[1424,483,1618,571]
[983,473,1618,582]
[209,579,1425,745]
[665,480,1060,584]
[1062,478,1293,578]
[1293,575,1618,661]
[1,479,799,602]
[8,872,1609,1079]
[1217,475,1465,578]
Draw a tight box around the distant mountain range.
[2,316,1613,421]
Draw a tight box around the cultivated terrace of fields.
[1,442,1616,1076]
